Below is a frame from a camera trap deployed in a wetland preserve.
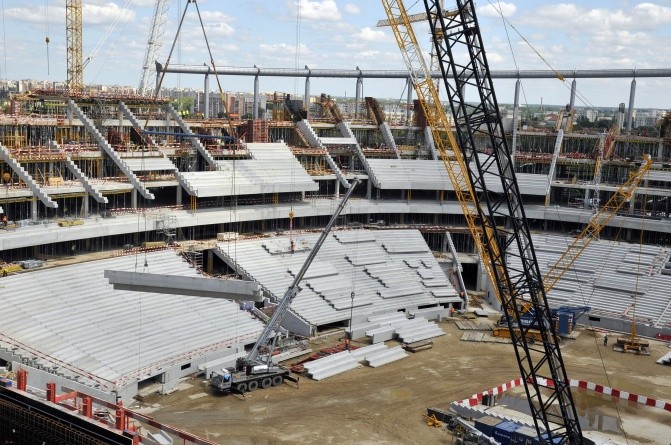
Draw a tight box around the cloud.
[84,3,136,26]
[288,0,341,21]
[258,43,312,64]
[344,4,361,15]
[522,3,671,33]
[357,27,387,43]
[478,2,517,19]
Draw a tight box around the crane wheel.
[237,383,247,393]
[248,380,259,392]
[261,377,272,389]
[272,375,283,386]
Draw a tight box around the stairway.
[379,122,400,159]
[49,141,108,204]
[67,100,155,200]
[336,122,380,187]
[164,103,218,168]
[118,101,158,147]
[0,143,57,208]
[423,126,439,160]
[296,120,350,189]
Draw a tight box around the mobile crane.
[210,179,360,394]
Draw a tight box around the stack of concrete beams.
[393,317,445,344]
[303,350,359,381]
[363,346,408,367]
[357,312,446,344]
[657,351,671,366]
[304,344,408,380]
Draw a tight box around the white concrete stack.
[303,351,359,381]
[364,346,408,368]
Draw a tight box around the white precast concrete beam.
[104,270,263,302]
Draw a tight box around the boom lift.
[210,179,360,393]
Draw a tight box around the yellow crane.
[66,0,84,93]
[379,0,507,313]
[380,0,653,323]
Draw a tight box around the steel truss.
[423,0,583,442]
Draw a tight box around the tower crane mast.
[139,0,171,96]
[422,1,582,441]
[66,0,84,92]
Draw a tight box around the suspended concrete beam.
[104,270,263,302]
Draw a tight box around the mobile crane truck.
[210,179,360,394]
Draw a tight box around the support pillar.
[335,179,340,199]
[366,178,372,200]
[569,79,577,110]
[511,79,521,162]
[253,73,260,119]
[406,77,413,125]
[31,200,38,220]
[626,78,636,134]
[83,196,89,218]
[304,68,311,117]
[176,186,182,206]
[131,190,138,209]
[203,73,210,119]
[355,70,363,120]
[207,250,214,274]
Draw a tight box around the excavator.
[209,179,360,394]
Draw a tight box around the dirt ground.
[141,320,671,445]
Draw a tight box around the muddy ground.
[141,320,671,444]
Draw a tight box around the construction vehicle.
[210,180,360,394]
[383,1,583,441]
[493,306,591,340]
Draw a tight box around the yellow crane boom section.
[380,0,507,306]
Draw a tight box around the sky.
[2,0,671,108]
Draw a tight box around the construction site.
[0,0,670,444]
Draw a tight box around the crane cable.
[44,0,50,75]
[486,0,597,109]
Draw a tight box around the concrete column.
[131,190,138,209]
[207,250,214,274]
[83,196,89,218]
[304,73,310,117]
[203,74,210,118]
[335,179,340,199]
[253,74,260,119]
[366,178,372,200]
[176,186,182,206]
[355,76,363,119]
[569,79,577,109]
[406,77,413,125]
[511,79,521,162]
[626,78,636,134]
[31,200,38,220]
[658,140,664,161]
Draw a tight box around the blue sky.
[2,0,671,108]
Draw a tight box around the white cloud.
[523,3,671,33]
[259,43,311,56]
[344,4,361,15]
[291,0,341,21]
[357,27,387,43]
[478,2,517,19]
[84,3,135,26]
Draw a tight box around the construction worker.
[603,334,609,346]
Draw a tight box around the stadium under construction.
[0,75,670,442]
